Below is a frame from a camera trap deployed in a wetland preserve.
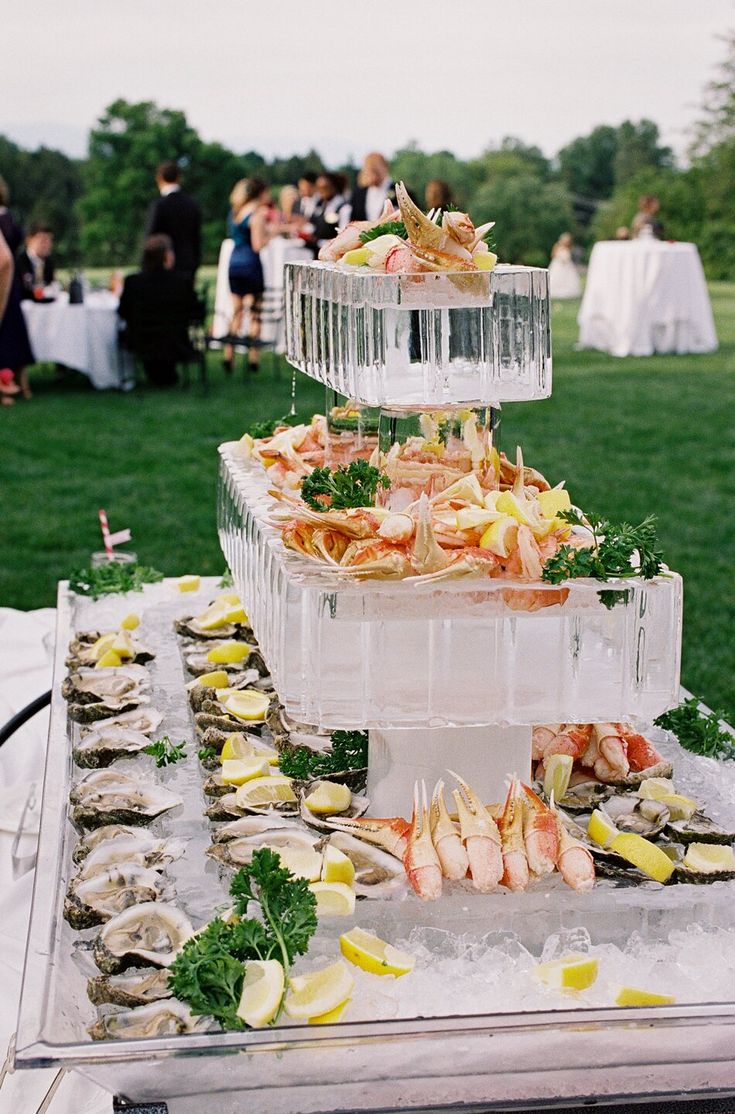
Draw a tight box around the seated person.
[118,234,201,387]
[16,223,56,299]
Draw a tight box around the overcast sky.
[3,0,734,165]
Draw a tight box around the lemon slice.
[615,986,676,1007]
[473,251,497,272]
[321,845,356,886]
[95,649,123,668]
[343,247,369,266]
[495,491,535,526]
[479,515,519,557]
[303,783,352,815]
[309,882,356,916]
[196,606,230,631]
[637,777,676,801]
[610,832,675,883]
[224,691,270,721]
[543,754,573,803]
[534,954,599,992]
[220,734,279,765]
[196,669,230,690]
[221,757,271,786]
[221,603,248,625]
[588,808,619,849]
[90,632,116,660]
[235,776,296,809]
[339,927,415,977]
[110,631,135,659]
[237,959,284,1027]
[658,793,698,821]
[683,843,735,873]
[284,960,355,1020]
[308,1000,349,1024]
[455,507,503,532]
[271,846,323,882]
[536,489,571,520]
[119,613,140,631]
[206,642,253,665]
[178,575,201,592]
[216,593,242,606]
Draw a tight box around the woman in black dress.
[0,177,34,400]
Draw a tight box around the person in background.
[118,234,200,388]
[0,228,20,407]
[631,195,664,240]
[146,160,202,283]
[16,223,55,300]
[0,181,35,400]
[348,153,396,222]
[224,177,278,374]
[615,226,631,241]
[425,179,454,211]
[277,184,302,231]
[295,172,319,220]
[548,232,581,299]
[307,173,349,254]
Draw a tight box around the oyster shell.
[77,834,186,879]
[63,665,150,707]
[202,772,233,798]
[299,781,370,831]
[70,770,182,828]
[205,791,299,821]
[556,780,615,813]
[73,726,153,769]
[327,832,406,898]
[607,760,675,788]
[206,827,320,867]
[557,809,650,884]
[67,635,155,669]
[88,967,173,1008]
[666,813,735,845]
[602,794,670,838]
[176,617,252,641]
[73,824,140,863]
[88,999,212,1040]
[93,901,194,973]
[194,711,266,737]
[265,702,331,749]
[65,865,172,929]
[86,707,164,736]
[210,815,300,842]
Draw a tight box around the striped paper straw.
[98,509,113,558]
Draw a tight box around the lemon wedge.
[588,808,619,849]
[479,515,518,557]
[221,757,271,786]
[658,793,698,821]
[284,960,355,1020]
[220,733,279,765]
[455,507,503,532]
[110,631,135,659]
[343,247,370,266]
[216,593,242,606]
[339,927,415,977]
[683,843,735,873]
[321,845,356,886]
[308,1000,349,1024]
[196,606,231,631]
[89,632,116,661]
[95,649,123,668]
[206,642,253,665]
[224,691,270,721]
[543,754,573,803]
[272,846,323,882]
[119,613,140,631]
[235,776,296,809]
[303,782,352,815]
[534,954,599,992]
[637,778,676,800]
[236,960,284,1028]
[495,491,535,526]
[221,603,248,625]
[309,882,356,916]
[178,575,201,592]
[615,986,676,1007]
[196,669,230,690]
[610,832,675,883]
[473,251,497,272]
[536,489,572,520]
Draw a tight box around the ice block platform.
[285,261,551,408]
[218,444,683,729]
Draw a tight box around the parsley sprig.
[143,735,187,767]
[359,220,407,244]
[655,699,735,761]
[279,730,368,780]
[300,460,390,511]
[542,510,664,584]
[246,414,295,439]
[69,562,164,600]
[168,848,317,1029]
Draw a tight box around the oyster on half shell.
[206,827,320,867]
[65,864,172,929]
[77,834,186,879]
[92,902,194,974]
[326,832,407,898]
[74,824,141,863]
[88,999,213,1040]
[602,794,670,838]
[87,967,173,1008]
[84,707,164,736]
[63,665,150,706]
[73,726,153,769]
[299,781,370,831]
[70,770,182,828]
[666,813,735,845]
[175,616,252,641]
[67,635,154,669]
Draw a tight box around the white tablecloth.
[211,236,312,351]
[0,608,110,1114]
[577,241,718,357]
[21,292,133,390]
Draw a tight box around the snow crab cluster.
[533,723,673,788]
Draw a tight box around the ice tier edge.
[218,443,682,729]
[284,261,551,409]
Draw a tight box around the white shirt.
[365,178,392,222]
[160,184,181,197]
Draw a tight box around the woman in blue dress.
[224,177,275,372]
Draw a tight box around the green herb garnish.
[300,460,390,511]
[218,570,234,588]
[279,730,368,780]
[655,699,735,761]
[69,562,164,600]
[198,745,219,763]
[246,414,295,439]
[168,848,317,1029]
[359,220,407,244]
[541,510,663,590]
[143,735,187,767]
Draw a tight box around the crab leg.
[448,771,503,892]
[402,781,442,901]
[497,778,530,891]
[430,780,469,881]
[322,815,410,861]
[555,812,596,892]
[521,784,559,876]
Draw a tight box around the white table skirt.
[211,236,312,351]
[21,292,132,390]
[577,241,718,358]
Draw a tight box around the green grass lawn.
[2,285,734,722]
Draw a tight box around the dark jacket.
[16,249,55,299]
[118,269,201,360]
[348,180,397,223]
[146,190,202,278]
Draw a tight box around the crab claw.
[430,780,469,881]
[448,770,503,893]
[403,780,442,901]
[497,778,530,892]
[521,783,559,876]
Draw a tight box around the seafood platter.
[15,184,735,1114]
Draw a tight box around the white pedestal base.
[367,725,532,815]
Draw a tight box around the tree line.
[2,35,733,276]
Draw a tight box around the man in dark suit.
[347,153,397,223]
[118,234,201,387]
[16,223,56,299]
[145,161,202,283]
